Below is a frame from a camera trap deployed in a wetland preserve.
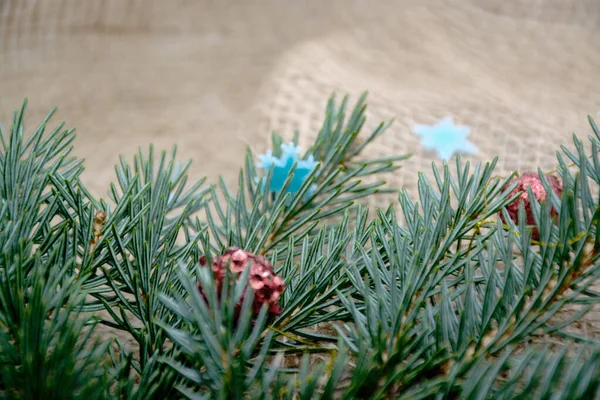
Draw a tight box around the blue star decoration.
[256,142,319,202]
[412,116,477,161]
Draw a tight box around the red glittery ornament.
[499,172,562,240]
[199,247,285,319]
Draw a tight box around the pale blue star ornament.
[257,142,319,202]
[412,116,477,160]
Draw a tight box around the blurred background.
[1,0,599,203]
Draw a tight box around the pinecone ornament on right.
[498,172,563,241]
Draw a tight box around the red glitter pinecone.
[498,172,562,240]
[198,247,285,319]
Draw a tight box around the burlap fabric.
[1,0,600,341]
[255,0,600,210]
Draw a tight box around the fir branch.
[0,101,110,398]
[0,250,110,399]
[157,263,275,398]
[2,97,600,399]
[79,145,209,376]
[200,93,409,258]
[333,116,600,397]
[460,344,600,399]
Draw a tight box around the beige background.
[2,0,600,337]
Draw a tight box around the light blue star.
[256,142,319,202]
[281,142,302,157]
[412,116,477,161]
[257,150,279,169]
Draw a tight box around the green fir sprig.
[0,94,599,399]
